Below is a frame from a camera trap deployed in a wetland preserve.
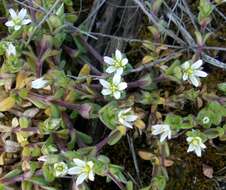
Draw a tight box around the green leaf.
[77,131,92,144]
[27,176,48,186]
[204,127,224,139]
[151,175,167,190]
[3,168,22,179]
[218,82,226,93]
[107,129,123,146]
[77,146,96,156]
[42,163,55,182]
[94,159,109,176]
[99,101,118,130]
[22,181,32,190]
[126,181,134,190]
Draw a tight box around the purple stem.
[61,112,87,148]
[64,45,102,75]
[96,135,110,153]
[12,127,39,133]
[79,36,105,66]
[107,172,125,190]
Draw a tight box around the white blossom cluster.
[151,124,206,157]
[99,49,128,100]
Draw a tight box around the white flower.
[181,59,208,87]
[99,73,127,99]
[104,49,128,75]
[53,162,68,177]
[6,43,16,56]
[187,136,206,157]
[152,124,171,142]
[118,108,138,128]
[31,77,48,89]
[38,155,48,162]
[5,8,32,31]
[68,159,95,186]
[202,116,210,124]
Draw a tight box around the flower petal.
[193,70,208,78]
[87,161,94,168]
[186,137,193,143]
[152,129,161,135]
[181,61,190,70]
[115,49,122,60]
[22,19,32,25]
[104,56,114,65]
[125,115,138,122]
[31,78,48,89]
[167,130,172,139]
[200,143,206,149]
[183,73,188,81]
[88,171,95,181]
[194,146,202,157]
[67,166,82,175]
[116,68,123,76]
[113,91,121,99]
[160,132,168,142]
[9,9,17,18]
[187,144,195,152]
[18,8,27,19]
[123,120,133,128]
[112,73,121,85]
[121,58,128,66]
[101,89,112,96]
[191,59,203,69]
[99,79,110,88]
[73,158,86,167]
[189,75,200,87]
[76,173,87,186]
[118,82,127,90]
[106,66,116,73]
[5,21,14,27]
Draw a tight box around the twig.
[25,0,61,45]
[107,172,125,190]
[133,0,186,45]
[125,50,183,75]
[79,36,105,66]
[14,0,44,12]
[127,134,142,187]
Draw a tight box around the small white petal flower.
[31,77,48,89]
[99,73,127,99]
[6,42,16,56]
[68,159,95,186]
[186,136,206,157]
[53,162,68,177]
[104,49,128,75]
[152,124,171,142]
[118,108,138,128]
[5,8,31,31]
[181,59,208,87]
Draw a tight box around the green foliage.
[99,101,118,130]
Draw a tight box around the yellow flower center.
[187,68,194,75]
[56,165,64,172]
[115,60,123,68]
[83,164,91,174]
[13,18,22,25]
[191,137,201,145]
[110,83,117,93]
